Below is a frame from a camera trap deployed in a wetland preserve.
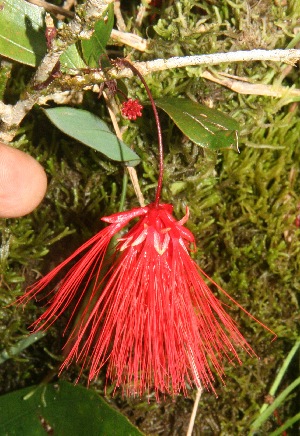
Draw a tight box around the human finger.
[0,142,47,218]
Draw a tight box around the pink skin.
[0,142,47,218]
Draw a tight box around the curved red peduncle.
[117,59,164,207]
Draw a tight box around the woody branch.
[0,0,114,142]
[1,47,300,142]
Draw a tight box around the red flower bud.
[121,99,143,120]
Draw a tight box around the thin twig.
[103,91,145,207]
[202,70,300,97]
[63,0,76,10]
[114,0,126,31]
[136,1,151,27]
[110,49,300,78]
[27,0,148,51]
[111,29,148,52]
[1,49,300,142]
[26,0,74,18]
[186,386,203,436]
[127,167,146,207]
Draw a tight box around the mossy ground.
[0,0,299,434]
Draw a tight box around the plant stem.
[119,170,128,212]
[186,386,203,436]
[250,376,300,432]
[103,90,145,207]
[112,50,300,79]
[2,49,300,143]
[259,340,300,415]
[118,59,164,206]
[269,412,300,436]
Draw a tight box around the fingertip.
[0,142,47,218]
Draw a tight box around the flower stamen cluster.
[18,202,274,399]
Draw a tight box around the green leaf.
[60,44,88,71]
[0,0,47,66]
[44,107,140,165]
[0,381,144,435]
[250,376,300,432]
[155,97,240,150]
[81,3,114,68]
[269,412,300,436]
[258,340,300,416]
[0,332,46,364]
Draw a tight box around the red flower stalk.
[121,98,143,120]
[19,202,274,398]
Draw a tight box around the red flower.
[121,99,143,120]
[19,203,273,398]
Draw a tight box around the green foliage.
[155,97,240,149]
[81,2,114,68]
[250,340,300,433]
[0,381,143,435]
[0,0,46,66]
[60,43,87,71]
[0,332,45,364]
[44,107,140,164]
